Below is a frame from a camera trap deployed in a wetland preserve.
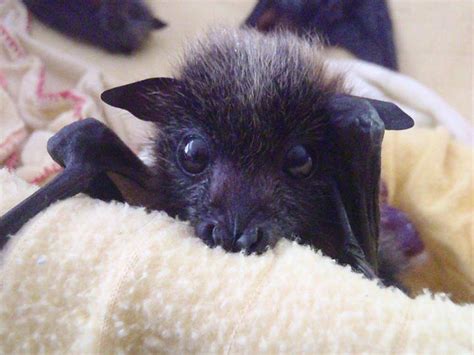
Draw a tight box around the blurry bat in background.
[22,0,166,54]
[0,28,419,286]
[245,0,398,70]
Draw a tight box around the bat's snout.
[196,220,274,254]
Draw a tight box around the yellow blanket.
[0,128,472,353]
[382,129,473,303]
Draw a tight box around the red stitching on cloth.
[28,163,62,185]
[0,21,87,183]
[4,151,19,171]
[0,71,7,88]
[36,67,86,119]
[0,128,27,150]
[0,24,26,58]
[27,67,87,185]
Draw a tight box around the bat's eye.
[178,136,210,175]
[284,145,313,178]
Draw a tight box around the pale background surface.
[30,0,473,120]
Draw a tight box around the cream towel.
[0,167,472,354]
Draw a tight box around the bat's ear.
[365,98,414,130]
[328,94,414,130]
[101,78,181,122]
[152,17,167,29]
[244,1,281,32]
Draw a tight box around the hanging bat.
[0,28,415,284]
[245,0,398,70]
[22,0,166,54]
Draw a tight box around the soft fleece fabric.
[0,128,472,353]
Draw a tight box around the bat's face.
[133,60,348,257]
[152,96,343,256]
[156,119,345,256]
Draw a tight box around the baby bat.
[245,0,398,70]
[0,28,416,285]
[22,0,166,54]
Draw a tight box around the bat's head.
[101,28,412,257]
[97,0,166,53]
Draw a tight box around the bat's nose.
[196,221,265,254]
[234,228,261,251]
[212,224,263,253]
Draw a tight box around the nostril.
[196,222,216,247]
[235,227,261,252]
[212,224,226,247]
